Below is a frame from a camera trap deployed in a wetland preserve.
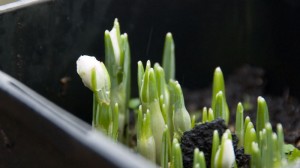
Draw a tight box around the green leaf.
[193,148,206,168]
[162,33,175,82]
[287,148,300,162]
[191,115,196,128]
[284,144,296,154]
[137,105,143,140]
[137,61,144,97]
[161,125,170,168]
[92,93,97,127]
[211,130,220,168]
[202,107,208,123]
[148,68,159,102]
[265,123,274,167]
[244,116,251,134]
[137,109,156,163]
[172,138,183,168]
[120,33,131,105]
[277,124,285,160]
[214,91,226,122]
[259,129,267,168]
[112,103,119,141]
[250,142,261,168]
[208,108,215,122]
[141,65,150,105]
[256,96,270,139]
[149,100,166,163]
[169,80,191,139]
[244,122,257,154]
[128,98,140,109]
[211,67,229,124]
[104,19,131,143]
[154,63,170,123]
[235,102,244,147]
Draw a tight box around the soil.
[181,119,250,168]
[184,65,300,147]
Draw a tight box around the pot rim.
[0,0,50,14]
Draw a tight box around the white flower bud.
[76,55,110,92]
[109,27,121,66]
[214,138,235,168]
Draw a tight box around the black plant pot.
[0,1,155,168]
[0,70,155,168]
[0,0,300,167]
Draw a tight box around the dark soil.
[184,65,300,147]
[180,119,250,168]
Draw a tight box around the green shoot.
[277,124,285,161]
[137,108,156,162]
[211,67,229,125]
[191,115,196,128]
[208,108,215,122]
[154,63,170,123]
[162,33,175,82]
[172,138,183,168]
[235,102,244,147]
[256,96,270,139]
[76,19,300,168]
[137,61,144,97]
[250,142,261,168]
[214,91,227,123]
[104,19,131,142]
[112,103,119,140]
[193,148,206,168]
[244,122,257,154]
[202,107,208,123]
[214,132,235,168]
[211,130,220,168]
[169,80,191,139]
[161,125,171,168]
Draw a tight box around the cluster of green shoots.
[76,19,300,167]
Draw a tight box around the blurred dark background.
[0,0,300,122]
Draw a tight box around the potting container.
[0,1,155,167]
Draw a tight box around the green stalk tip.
[265,122,274,167]
[202,107,208,123]
[193,148,206,168]
[244,116,251,133]
[137,109,156,163]
[276,124,285,161]
[208,108,215,122]
[214,91,228,124]
[250,142,261,168]
[172,138,183,168]
[235,102,244,147]
[211,130,220,168]
[148,68,159,102]
[256,96,270,139]
[162,32,175,82]
[211,67,229,124]
[161,125,170,168]
[137,61,144,96]
[169,80,191,138]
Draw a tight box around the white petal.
[222,139,235,168]
[214,139,235,168]
[110,28,121,66]
[76,55,107,92]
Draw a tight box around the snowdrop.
[214,132,235,168]
[76,55,110,93]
